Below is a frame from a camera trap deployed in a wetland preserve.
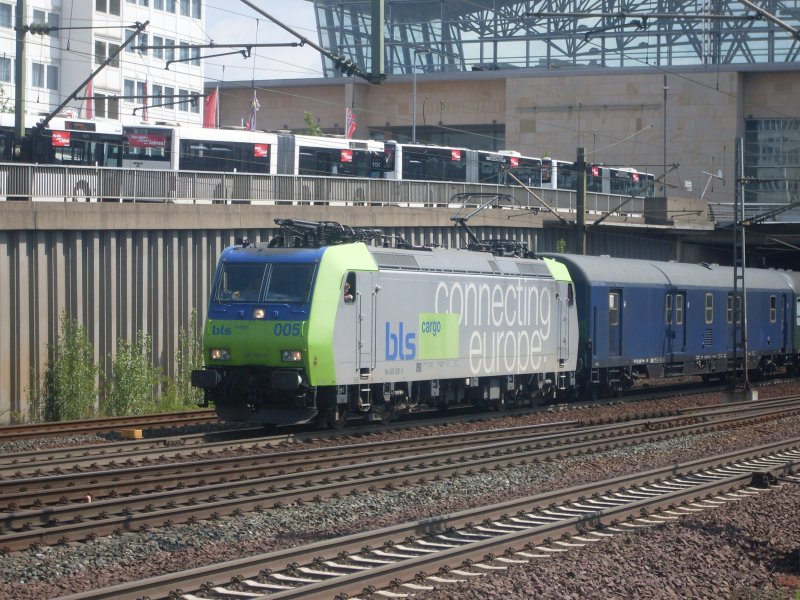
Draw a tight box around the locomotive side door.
[355,272,376,379]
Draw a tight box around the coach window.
[705,293,713,324]
[665,294,673,324]
[609,291,619,326]
[727,293,734,323]
[769,296,777,323]
[675,293,684,325]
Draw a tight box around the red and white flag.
[203,87,218,128]
[84,78,94,119]
[345,107,357,139]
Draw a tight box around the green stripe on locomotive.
[306,244,378,385]
[202,243,378,386]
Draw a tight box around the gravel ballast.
[1,382,799,599]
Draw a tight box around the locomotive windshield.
[265,263,315,303]
[215,262,315,304]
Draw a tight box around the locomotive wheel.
[322,407,348,429]
[372,399,396,425]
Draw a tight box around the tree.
[303,111,322,136]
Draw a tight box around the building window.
[191,47,200,66]
[166,0,176,13]
[165,39,175,63]
[164,86,174,109]
[32,62,44,88]
[46,65,58,90]
[155,0,163,9]
[0,4,12,28]
[192,0,201,19]
[96,0,121,15]
[190,92,199,113]
[139,0,149,5]
[178,88,189,111]
[152,84,163,106]
[95,93,107,117]
[124,79,135,97]
[0,57,10,82]
[125,29,135,52]
[180,0,189,16]
[47,12,60,38]
[153,35,163,60]
[138,33,148,55]
[179,42,190,62]
[96,41,120,67]
[108,96,119,119]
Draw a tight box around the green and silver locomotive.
[192,219,579,427]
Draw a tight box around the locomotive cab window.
[265,263,315,304]
[343,272,356,304]
[705,293,713,324]
[216,262,266,302]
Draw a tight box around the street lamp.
[411,47,430,143]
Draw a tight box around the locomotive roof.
[368,246,553,278]
[543,254,792,291]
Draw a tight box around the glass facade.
[313,0,800,77]
[744,119,800,210]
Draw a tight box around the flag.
[142,81,148,121]
[203,87,218,128]
[84,78,94,120]
[246,89,260,131]
[345,107,357,139]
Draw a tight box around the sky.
[203,1,324,84]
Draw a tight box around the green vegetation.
[556,238,567,253]
[25,312,205,423]
[303,111,323,136]
[39,314,99,422]
[103,333,161,417]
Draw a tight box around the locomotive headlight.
[252,307,266,319]
[281,350,303,362]
[210,348,231,361]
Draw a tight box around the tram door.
[665,291,686,357]
[608,289,622,357]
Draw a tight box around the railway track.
[53,440,800,600]
[3,396,799,552]
[0,410,219,442]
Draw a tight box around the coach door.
[608,289,622,357]
[665,291,686,356]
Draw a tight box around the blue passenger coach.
[543,255,794,394]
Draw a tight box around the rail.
[0,162,650,217]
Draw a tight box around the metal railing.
[0,162,650,217]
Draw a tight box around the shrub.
[42,314,99,421]
[104,333,161,416]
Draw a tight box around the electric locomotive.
[192,219,579,427]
